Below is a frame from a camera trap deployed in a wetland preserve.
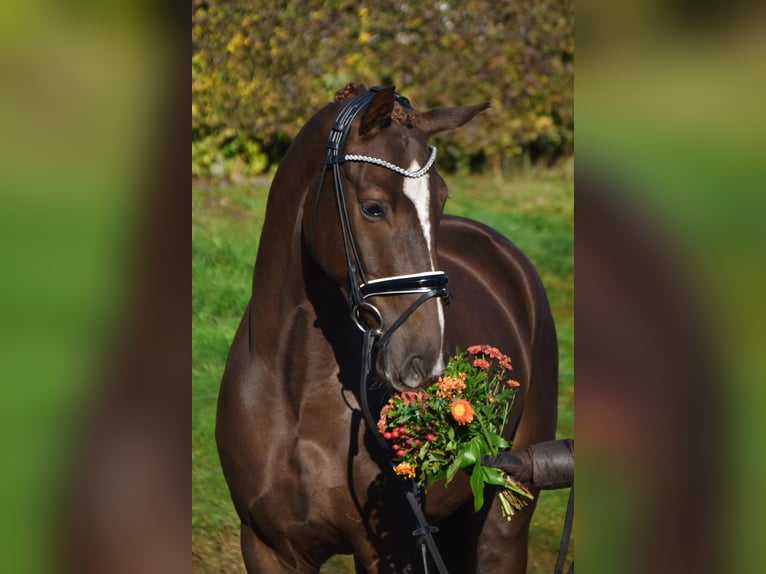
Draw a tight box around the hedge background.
[192,0,574,178]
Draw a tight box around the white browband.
[343,146,437,178]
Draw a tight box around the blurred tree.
[192,0,573,177]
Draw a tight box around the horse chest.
[252,393,380,542]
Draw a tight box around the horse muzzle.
[378,335,445,390]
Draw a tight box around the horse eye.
[361,201,386,219]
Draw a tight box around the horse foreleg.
[240,524,319,574]
[475,493,538,574]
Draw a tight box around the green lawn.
[192,166,573,572]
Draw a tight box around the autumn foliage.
[192,0,573,177]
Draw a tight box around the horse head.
[304,84,489,391]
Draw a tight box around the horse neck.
[248,153,310,331]
[247,108,364,395]
[248,139,346,370]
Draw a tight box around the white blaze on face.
[402,160,446,376]
[402,161,433,261]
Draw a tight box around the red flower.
[450,399,475,425]
[377,403,391,433]
[483,345,501,359]
[401,390,428,404]
[479,345,512,366]
[467,345,483,355]
[472,358,490,370]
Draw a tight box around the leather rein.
[313,87,450,573]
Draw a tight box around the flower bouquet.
[378,345,534,520]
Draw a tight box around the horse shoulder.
[437,214,558,446]
[437,215,552,346]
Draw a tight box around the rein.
[315,88,451,573]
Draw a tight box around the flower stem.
[475,412,498,455]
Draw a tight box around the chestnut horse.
[216,84,558,573]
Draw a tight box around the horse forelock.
[334,82,418,130]
[392,101,416,129]
[334,82,367,101]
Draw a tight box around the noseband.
[314,88,450,339]
[312,88,451,573]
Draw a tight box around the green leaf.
[481,465,508,487]
[445,437,483,486]
[470,463,485,512]
[463,436,482,465]
[486,431,502,449]
[445,452,466,485]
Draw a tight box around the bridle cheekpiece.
[315,87,450,338]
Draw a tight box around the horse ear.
[416,102,491,137]
[358,86,396,137]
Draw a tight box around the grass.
[192,165,573,572]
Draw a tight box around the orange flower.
[450,399,475,424]
[436,373,467,398]
[394,462,417,478]
[506,379,521,388]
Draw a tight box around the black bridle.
[313,88,451,573]
[314,88,450,338]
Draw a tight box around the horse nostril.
[400,356,425,388]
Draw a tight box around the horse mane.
[334,81,416,128]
